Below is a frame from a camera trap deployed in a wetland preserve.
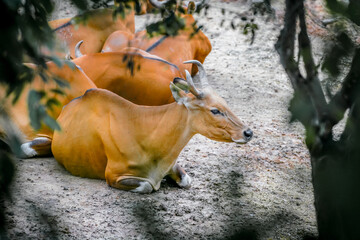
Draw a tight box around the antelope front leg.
[168,163,192,189]
[105,158,154,194]
[107,177,153,194]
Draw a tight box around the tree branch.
[327,48,360,126]
[275,0,302,91]
[275,0,334,151]
[298,1,333,139]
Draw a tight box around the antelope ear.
[170,82,188,104]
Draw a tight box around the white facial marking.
[179,174,192,189]
[21,142,37,158]
[130,181,153,194]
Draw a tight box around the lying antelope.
[1,62,96,157]
[73,47,183,106]
[49,7,135,59]
[52,60,253,193]
[101,0,212,76]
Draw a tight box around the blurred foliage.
[326,0,360,26]
[250,0,275,19]
[114,0,143,18]
[91,0,113,9]
[27,89,61,131]
[0,0,54,97]
[0,0,53,236]
[216,0,275,45]
[146,0,184,37]
[147,11,186,36]
[243,21,258,44]
[146,0,209,37]
[321,32,354,99]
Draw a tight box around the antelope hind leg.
[21,137,52,158]
[110,178,153,194]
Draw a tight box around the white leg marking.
[33,137,50,141]
[20,142,37,158]
[130,181,153,194]
[179,174,192,189]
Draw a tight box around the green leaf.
[50,88,66,96]
[322,32,353,77]
[64,60,76,70]
[43,115,61,131]
[53,77,70,88]
[39,71,49,83]
[46,98,61,111]
[70,0,88,11]
[146,12,185,37]
[38,90,46,99]
[28,90,43,130]
[48,56,63,68]
[10,84,25,105]
[3,0,21,10]
[288,90,314,125]
[40,0,55,13]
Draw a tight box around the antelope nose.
[243,129,253,141]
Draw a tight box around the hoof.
[178,174,192,189]
[130,181,153,194]
[20,142,37,158]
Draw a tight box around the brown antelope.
[49,7,135,59]
[100,0,212,76]
[51,60,253,193]
[1,62,96,157]
[72,47,183,106]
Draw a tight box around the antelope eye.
[211,109,223,115]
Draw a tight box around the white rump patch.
[130,181,153,194]
[21,142,37,158]
[179,174,192,189]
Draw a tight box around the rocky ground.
[5,0,320,239]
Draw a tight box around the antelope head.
[170,60,253,144]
